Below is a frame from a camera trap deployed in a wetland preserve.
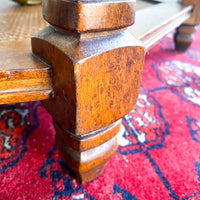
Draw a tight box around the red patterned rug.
[0,26,200,200]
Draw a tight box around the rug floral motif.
[0,26,200,200]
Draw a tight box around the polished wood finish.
[32,27,145,135]
[54,120,121,152]
[55,120,121,183]
[32,0,145,182]
[43,0,136,32]
[56,132,119,184]
[0,41,52,104]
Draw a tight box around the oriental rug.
[0,26,200,200]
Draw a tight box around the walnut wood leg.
[31,0,145,183]
[54,120,120,183]
[174,24,196,52]
[32,27,145,182]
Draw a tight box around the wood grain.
[32,26,145,135]
[0,41,52,104]
[43,0,136,32]
[54,119,121,183]
[55,131,119,184]
[0,90,51,104]
[32,0,144,182]
[54,120,121,151]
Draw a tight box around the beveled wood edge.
[43,0,136,32]
[129,2,193,50]
[0,40,53,105]
[55,133,119,183]
[0,76,53,104]
[0,64,53,104]
[142,6,192,50]
[0,89,52,104]
[54,120,121,151]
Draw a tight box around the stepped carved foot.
[54,121,121,183]
[174,24,196,52]
[31,0,145,183]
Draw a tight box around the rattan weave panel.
[0,0,47,41]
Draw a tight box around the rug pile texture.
[0,26,200,200]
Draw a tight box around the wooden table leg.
[174,0,200,52]
[31,0,145,183]
[175,24,196,52]
[54,120,121,183]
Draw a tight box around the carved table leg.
[174,24,196,52]
[55,120,121,183]
[174,0,200,52]
[31,0,145,183]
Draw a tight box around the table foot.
[54,120,120,183]
[174,24,195,52]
